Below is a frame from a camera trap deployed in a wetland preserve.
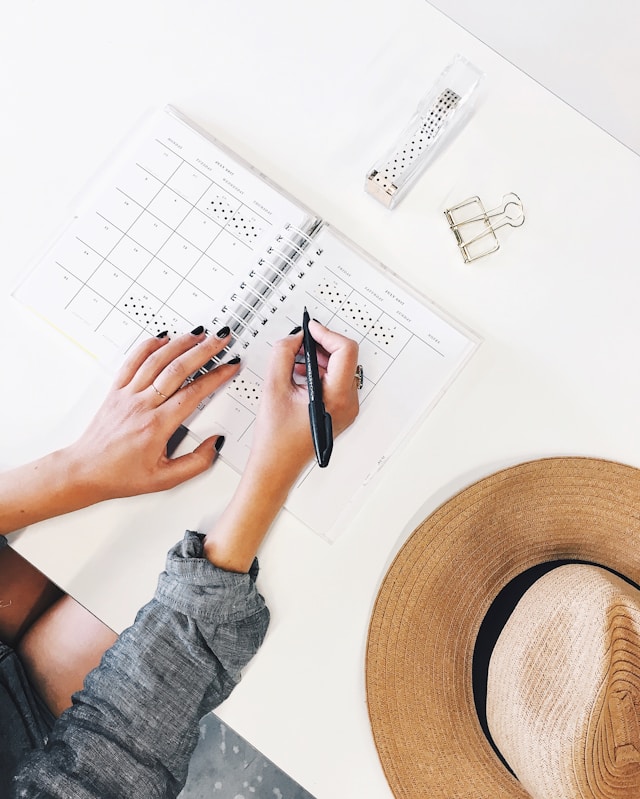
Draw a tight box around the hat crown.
[487,565,640,799]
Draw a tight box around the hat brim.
[366,457,640,798]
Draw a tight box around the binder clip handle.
[492,193,525,229]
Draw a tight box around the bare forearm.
[203,455,307,572]
[0,448,97,535]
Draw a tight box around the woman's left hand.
[65,327,240,502]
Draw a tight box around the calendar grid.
[57,140,288,353]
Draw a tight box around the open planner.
[14,106,479,542]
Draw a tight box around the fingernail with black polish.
[227,355,241,365]
[156,330,169,338]
[289,325,302,335]
[216,325,231,339]
[214,435,226,453]
[191,325,205,335]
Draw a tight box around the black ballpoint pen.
[302,307,333,467]
[166,424,190,457]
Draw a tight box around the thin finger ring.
[151,382,170,401]
[354,364,364,390]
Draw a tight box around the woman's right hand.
[246,320,361,491]
[203,321,360,572]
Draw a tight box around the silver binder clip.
[444,192,525,263]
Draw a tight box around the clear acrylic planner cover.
[14,106,480,542]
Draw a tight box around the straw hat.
[366,457,640,798]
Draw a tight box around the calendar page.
[14,107,480,542]
[15,107,317,364]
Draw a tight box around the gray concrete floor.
[180,713,315,799]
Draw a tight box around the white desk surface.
[429,0,640,155]
[2,1,639,796]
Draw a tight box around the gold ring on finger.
[151,382,170,401]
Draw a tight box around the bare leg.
[0,545,117,717]
[0,545,63,647]
[17,595,118,717]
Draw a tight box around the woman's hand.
[66,327,241,501]
[247,320,361,488]
[0,328,239,534]
[203,322,360,572]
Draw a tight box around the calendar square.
[137,258,182,302]
[67,285,112,328]
[116,284,163,327]
[147,185,192,229]
[206,230,253,273]
[337,291,382,336]
[185,254,235,302]
[356,337,394,382]
[115,163,163,207]
[366,312,412,358]
[309,272,351,312]
[156,232,201,276]
[196,186,240,225]
[128,211,173,254]
[87,263,133,305]
[164,280,216,326]
[176,208,221,251]
[107,236,153,280]
[74,212,123,257]
[97,308,146,350]
[167,162,211,205]
[227,207,265,243]
[94,187,144,232]
[51,235,104,282]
